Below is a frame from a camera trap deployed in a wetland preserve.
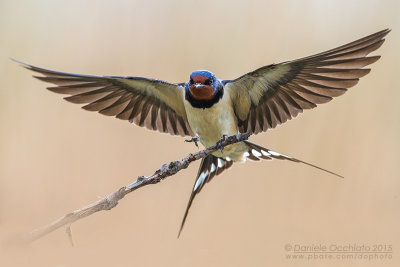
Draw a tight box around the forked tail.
[243,141,343,178]
[178,141,342,237]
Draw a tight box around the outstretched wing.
[16,60,194,136]
[224,29,389,134]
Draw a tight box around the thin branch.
[65,226,74,247]
[27,133,252,242]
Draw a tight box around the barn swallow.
[14,29,389,237]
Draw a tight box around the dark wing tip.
[10,58,27,65]
[366,55,381,66]
[381,28,391,35]
[11,58,37,72]
[374,28,391,37]
[12,58,107,80]
[11,58,44,72]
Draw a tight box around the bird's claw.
[216,135,228,153]
[185,135,200,148]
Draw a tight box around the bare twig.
[65,226,74,246]
[27,133,252,242]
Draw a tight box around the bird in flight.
[15,29,389,237]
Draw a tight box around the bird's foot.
[236,131,243,140]
[216,134,228,153]
[185,135,200,148]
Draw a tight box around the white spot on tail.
[210,163,216,173]
[251,149,262,158]
[261,150,271,157]
[269,150,281,156]
[269,150,290,158]
[217,158,225,168]
[194,170,209,191]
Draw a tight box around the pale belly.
[183,92,248,161]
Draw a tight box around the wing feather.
[225,29,389,133]
[15,60,194,137]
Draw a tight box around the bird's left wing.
[224,29,389,134]
[16,60,193,136]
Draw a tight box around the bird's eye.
[204,79,211,85]
[190,78,194,84]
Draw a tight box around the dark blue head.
[185,70,223,109]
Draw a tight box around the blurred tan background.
[1,0,399,266]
